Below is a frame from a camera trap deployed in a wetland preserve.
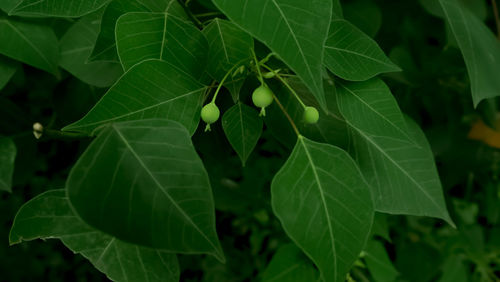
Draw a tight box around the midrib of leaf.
[444,1,477,95]
[267,263,301,281]
[337,82,413,144]
[1,20,53,69]
[324,45,396,68]
[271,0,317,93]
[112,125,221,256]
[347,122,444,215]
[215,20,230,63]
[298,136,337,278]
[238,103,247,157]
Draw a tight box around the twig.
[272,94,300,136]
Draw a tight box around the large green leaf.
[10,189,180,282]
[0,136,16,192]
[221,103,263,166]
[336,79,454,226]
[439,0,500,107]
[90,0,183,61]
[212,0,331,111]
[0,55,19,90]
[271,136,373,282]
[202,18,253,101]
[59,13,123,88]
[10,0,111,17]
[116,12,208,76]
[324,20,400,81]
[438,255,467,282]
[262,244,318,282]
[63,59,205,136]
[364,239,399,282]
[0,15,58,75]
[0,0,21,13]
[67,119,224,261]
[343,0,382,38]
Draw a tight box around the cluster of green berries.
[201,75,319,131]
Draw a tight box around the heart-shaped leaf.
[63,59,205,136]
[272,136,373,282]
[67,119,224,261]
[262,244,318,282]
[336,79,454,226]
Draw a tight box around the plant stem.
[260,64,307,109]
[492,0,500,40]
[272,94,300,136]
[210,62,245,104]
[176,0,203,29]
[251,49,265,85]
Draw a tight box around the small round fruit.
[252,85,273,108]
[303,106,319,124]
[201,103,220,124]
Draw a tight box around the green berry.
[252,85,273,116]
[303,106,319,124]
[201,103,220,131]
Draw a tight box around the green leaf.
[0,136,16,192]
[90,0,183,62]
[0,55,19,90]
[0,0,21,13]
[10,0,111,17]
[439,0,500,107]
[221,103,263,166]
[343,0,382,38]
[63,59,205,136]
[67,119,224,261]
[336,79,454,226]
[202,18,253,101]
[212,0,331,111]
[116,12,208,76]
[59,13,123,88]
[262,244,319,282]
[364,240,399,282]
[0,16,59,75]
[9,189,180,282]
[438,255,467,282]
[324,20,400,81]
[271,136,373,282]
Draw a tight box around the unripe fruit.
[303,106,319,124]
[201,103,220,131]
[252,85,273,116]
